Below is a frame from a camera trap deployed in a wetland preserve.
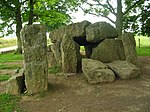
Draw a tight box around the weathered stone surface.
[50,27,65,43]
[121,33,140,67]
[91,39,126,63]
[49,28,64,66]
[49,21,91,73]
[6,70,25,95]
[61,34,82,73]
[67,20,91,37]
[82,59,115,83]
[86,22,118,43]
[84,45,92,58]
[106,60,140,79]
[51,43,62,67]
[21,24,48,94]
[47,45,57,67]
[49,20,91,43]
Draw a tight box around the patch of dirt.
[4,61,23,67]
[138,56,150,75]
[1,56,150,112]
[0,61,23,75]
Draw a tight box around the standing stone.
[21,24,48,94]
[91,39,126,63]
[121,33,140,67]
[61,34,81,73]
[47,45,57,67]
[49,28,65,67]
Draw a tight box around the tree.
[80,0,146,37]
[140,3,150,37]
[28,0,35,25]
[0,0,24,53]
[0,0,81,53]
[122,1,150,37]
[32,0,82,30]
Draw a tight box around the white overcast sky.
[71,0,117,25]
[71,9,116,25]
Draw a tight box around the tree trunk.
[15,0,22,54]
[28,0,34,25]
[116,0,123,38]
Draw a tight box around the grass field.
[0,37,52,48]
[0,53,22,63]
[135,36,150,47]
[0,94,21,112]
[135,36,150,56]
[0,75,11,81]
[0,52,22,112]
[0,38,17,48]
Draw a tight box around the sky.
[70,0,117,25]
[71,9,111,23]
[70,9,116,26]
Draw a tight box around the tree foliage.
[80,0,149,36]
[0,0,20,36]
[140,3,150,36]
[0,0,81,53]
[0,0,80,36]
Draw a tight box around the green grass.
[0,64,21,70]
[135,36,150,56]
[0,75,11,81]
[0,53,22,63]
[0,53,22,111]
[48,66,60,74]
[0,37,51,48]
[136,47,150,56]
[0,94,21,112]
[80,46,85,51]
[135,36,150,47]
[0,38,17,48]
[47,38,52,46]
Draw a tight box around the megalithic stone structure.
[21,24,48,94]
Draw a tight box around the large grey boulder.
[82,59,115,84]
[67,20,91,37]
[121,33,140,67]
[91,39,126,63]
[106,60,140,79]
[86,22,118,43]
[21,24,48,94]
